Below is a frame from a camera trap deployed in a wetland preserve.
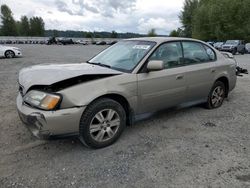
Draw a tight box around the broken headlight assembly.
[24,90,61,110]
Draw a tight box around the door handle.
[211,69,216,73]
[176,75,184,80]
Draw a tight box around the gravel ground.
[0,44,250,188]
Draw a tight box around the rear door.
[137,42,187,113]
[182,41,216,102]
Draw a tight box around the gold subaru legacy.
[17,37,247,148]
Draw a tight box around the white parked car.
[245,43,250,53]
[0,45,22,58]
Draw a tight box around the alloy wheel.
[211,86,224,107]
[5,50,14,58]
[89,109,120,142]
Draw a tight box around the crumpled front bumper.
[16,93,86,138]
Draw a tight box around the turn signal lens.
[41,95,60,110]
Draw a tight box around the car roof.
[125,37,203,44]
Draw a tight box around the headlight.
[24,90,61,110]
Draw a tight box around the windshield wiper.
[86,61,111,68]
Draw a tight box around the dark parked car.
[5,40,12,44]
[47,37,57,45]
[221,40,245,55]
[107,41,117,45]
[58,38,74,45]
[96,41,107,45]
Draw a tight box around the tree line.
[0,4,144,38]
[0,4,45,36]
[170,0,250,42]
[45,30,144,38]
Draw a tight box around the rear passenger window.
[203,45,216,61]
[182,42,213,64]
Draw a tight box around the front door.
[137,42,187,113]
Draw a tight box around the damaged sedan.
[17,37,247,148]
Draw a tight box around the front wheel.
[206,81,226,109]
[79,98,126,148]
[5,50,15,58]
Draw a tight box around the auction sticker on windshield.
[132,45,151,50]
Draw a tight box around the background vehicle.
[96,41,107,45]
[0,45,22,58]
[57,38,74,45]
[221,40,245,55]
[213,42,224,50]
[75,40,88,45]
[206,41,215,47]
[106,41,117,45]
[46,37,57,45]
[245,43,250,53]
[17,37,245,148]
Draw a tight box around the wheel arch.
[5,49,15,58]
[88,93,134,126]
[215,76,229,97]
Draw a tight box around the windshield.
[89,40,156,72]
[225,40,239,45]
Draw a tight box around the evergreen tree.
[169,28,184,37]
[19,16,30,36]
[110,30,118,38]
[147,29,157,37]
[179,0,199,38]
[179,0,250,42]
[29,17,45,36]
[0,4,17,36]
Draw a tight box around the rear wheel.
[206,81,226,109]
[5,50,15,58]
[79,98,126,148]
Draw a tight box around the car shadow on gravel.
[39,102,206,149]
[12,101,211,154]
[134,101,205,124]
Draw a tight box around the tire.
[240,49,245,55]
[205,81,226,109]
[232,48,237,55]
[79,98,126,148]
[5,50,15,58]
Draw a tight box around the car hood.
[18,63,122,94]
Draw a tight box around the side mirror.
[147,60,164,72]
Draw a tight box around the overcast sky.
[1,0,184,35]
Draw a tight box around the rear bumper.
[16,93,85,138]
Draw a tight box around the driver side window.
[148,42,183,69]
